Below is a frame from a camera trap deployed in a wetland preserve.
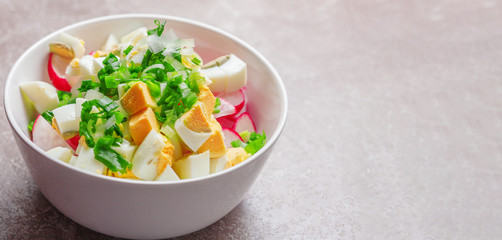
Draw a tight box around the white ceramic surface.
[4,14,287,239]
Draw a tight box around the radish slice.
[213,97,236,118]
[217,88,246,116]
[233,112,256,134]
[222,128,243,147]
[216,116,235,129]
[65,135,80,151]
[48,53,71,91]
[32,115,71,151]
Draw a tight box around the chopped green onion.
[123,45,134,56]
[231,140,246,148]
[231,131,267,155]
[144,80,161,98]
[191,57,201,65]
[213,97,221,114]
[27,119,35,133]
[160,121,176,138]
[57,90,72,107]
[93,136,131,174]
[244,131,267,154]
[104,75,118,89]
[239,130,251,142]
[147,20,167,37]
[78,80,100,92]
[41,111,54,123]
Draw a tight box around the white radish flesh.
[213,97,236,118]
[233,112,256,134]
[32,115,70,151]
[217,88,246,116]
[222,127,243,147]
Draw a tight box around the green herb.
[93,136,131,174]
[27,119,35,133]
[155,72,201,126]
[213,97,221,114]
[231,139,246,148]
[191,57,201,65]
[104,75,118,89]
[41,111,54,123]
[239,130,250,142]
[144,80,161,98]
[79,96,122,148]
[147,20,167,37]
[78,80,100,92]
[123,45,134,56]
[231,131,267,155]
[57,91,72,107]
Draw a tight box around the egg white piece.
[58,32,85,58]
[131,130,167,181]
[155,165,180,182]
[102,33,118,52]
[201,54,247,93]
[19,81,59,113]
[121,27,148,45]
[71,145,106,175]
[111,140,137,163]
[201,66,227,93]
[221,54,247,92]
[172,151,210,179]
[210,154,229,174]
[174,117,212,152]
[46,146,73,163]
[52,103,78,134]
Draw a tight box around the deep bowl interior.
[4,14,287,238]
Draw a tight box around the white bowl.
[4,14,287,239]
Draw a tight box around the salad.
[19,20,266,181]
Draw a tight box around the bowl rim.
[4,13,288,186]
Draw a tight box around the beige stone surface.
[1,0,502,239]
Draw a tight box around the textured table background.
[1,0,502,239]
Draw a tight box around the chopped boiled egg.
[131,130,167,181]
[70,145,106,174]
[172,151,210,179]
[155,165,180,182]
[201,54,247,93]
[52,103,79,135]
[46,146,73,163]
[19,81,59,113]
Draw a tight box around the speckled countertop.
[1,0,501,239]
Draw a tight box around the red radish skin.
[65,135,80,151]
[222,128,243,147]
[213,97,236,118]
[216,116,235,129]
[217,88,246,117]
[232,112,256,134]
[32,115,71,151]
[48,53,72,91]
